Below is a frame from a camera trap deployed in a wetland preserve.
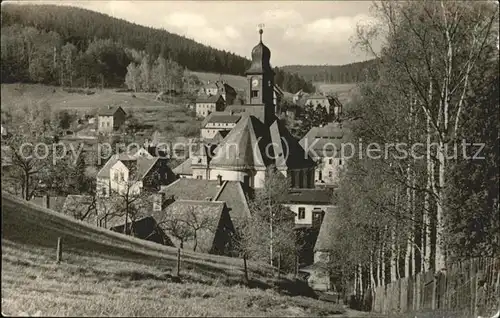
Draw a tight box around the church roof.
[208,112,315,171]
[269,119,316,170]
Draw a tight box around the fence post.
[56,237,62,263]
[277,252,281,278]
[294,254,299,279]
[176,247,181,277]
[243,253,249,284]
[431,272,438,310]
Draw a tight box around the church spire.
[258,23,264,43]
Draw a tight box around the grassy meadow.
[0,83,202,139]
[313,82,358,106]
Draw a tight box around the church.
[174,28,316,189]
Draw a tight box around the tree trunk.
[405,234,412,278]
[390,227,397,283]
[370,253,376,288]
[435,141,446,271]
[358,263,364,299]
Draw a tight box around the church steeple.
[244,26,276,126]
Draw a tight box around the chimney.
[44,195,50,209]
[217,174,223,186]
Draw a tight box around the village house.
[301,206,339,292]
[153,200,235,255]
[96,147,174,197]
[293,89,309,104]
[283,188,334,229]
[195,94,225,118]
[304,94,343,119]
[281,188,335,267]
[159,177,251,235]
[97,105,127,133]
[200,112,241,140]
[299,122,350,187]
[199,80,237,105]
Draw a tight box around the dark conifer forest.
[0,4,315,92]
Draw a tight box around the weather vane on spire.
[258,23,265,42]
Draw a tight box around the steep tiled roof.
[97,150,159,181]
[201,111,241,127]
[299,122,351,158]
[196,94,223,103]
[158,179,251,230]
[172,158,193,175]
[314,206,338,252]
[285,189,334,205]
[159,179,222,201]
[213,181,252,230]
[206,115,241,125]
[153,200,228,253]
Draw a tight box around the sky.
[10,1,379,66]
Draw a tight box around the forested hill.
[1,3,250,75]
[281,60,378,83]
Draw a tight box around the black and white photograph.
[0,1,499,317]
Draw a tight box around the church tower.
[245,27,275,126]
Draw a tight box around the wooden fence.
[373,257,500,316]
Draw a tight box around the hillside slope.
[1,192,271,280]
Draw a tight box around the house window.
[318,170,322,180]
[329,158,333,165]
[113,172,118,181]
[298,207,306,220]
[120,172,124,181]
[251,90,258,98]
[196,175,202,180]
[102,187,107,196]
[329,171,333,178]
[339,159,343,165]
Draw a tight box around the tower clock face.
[252,79,259,87]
